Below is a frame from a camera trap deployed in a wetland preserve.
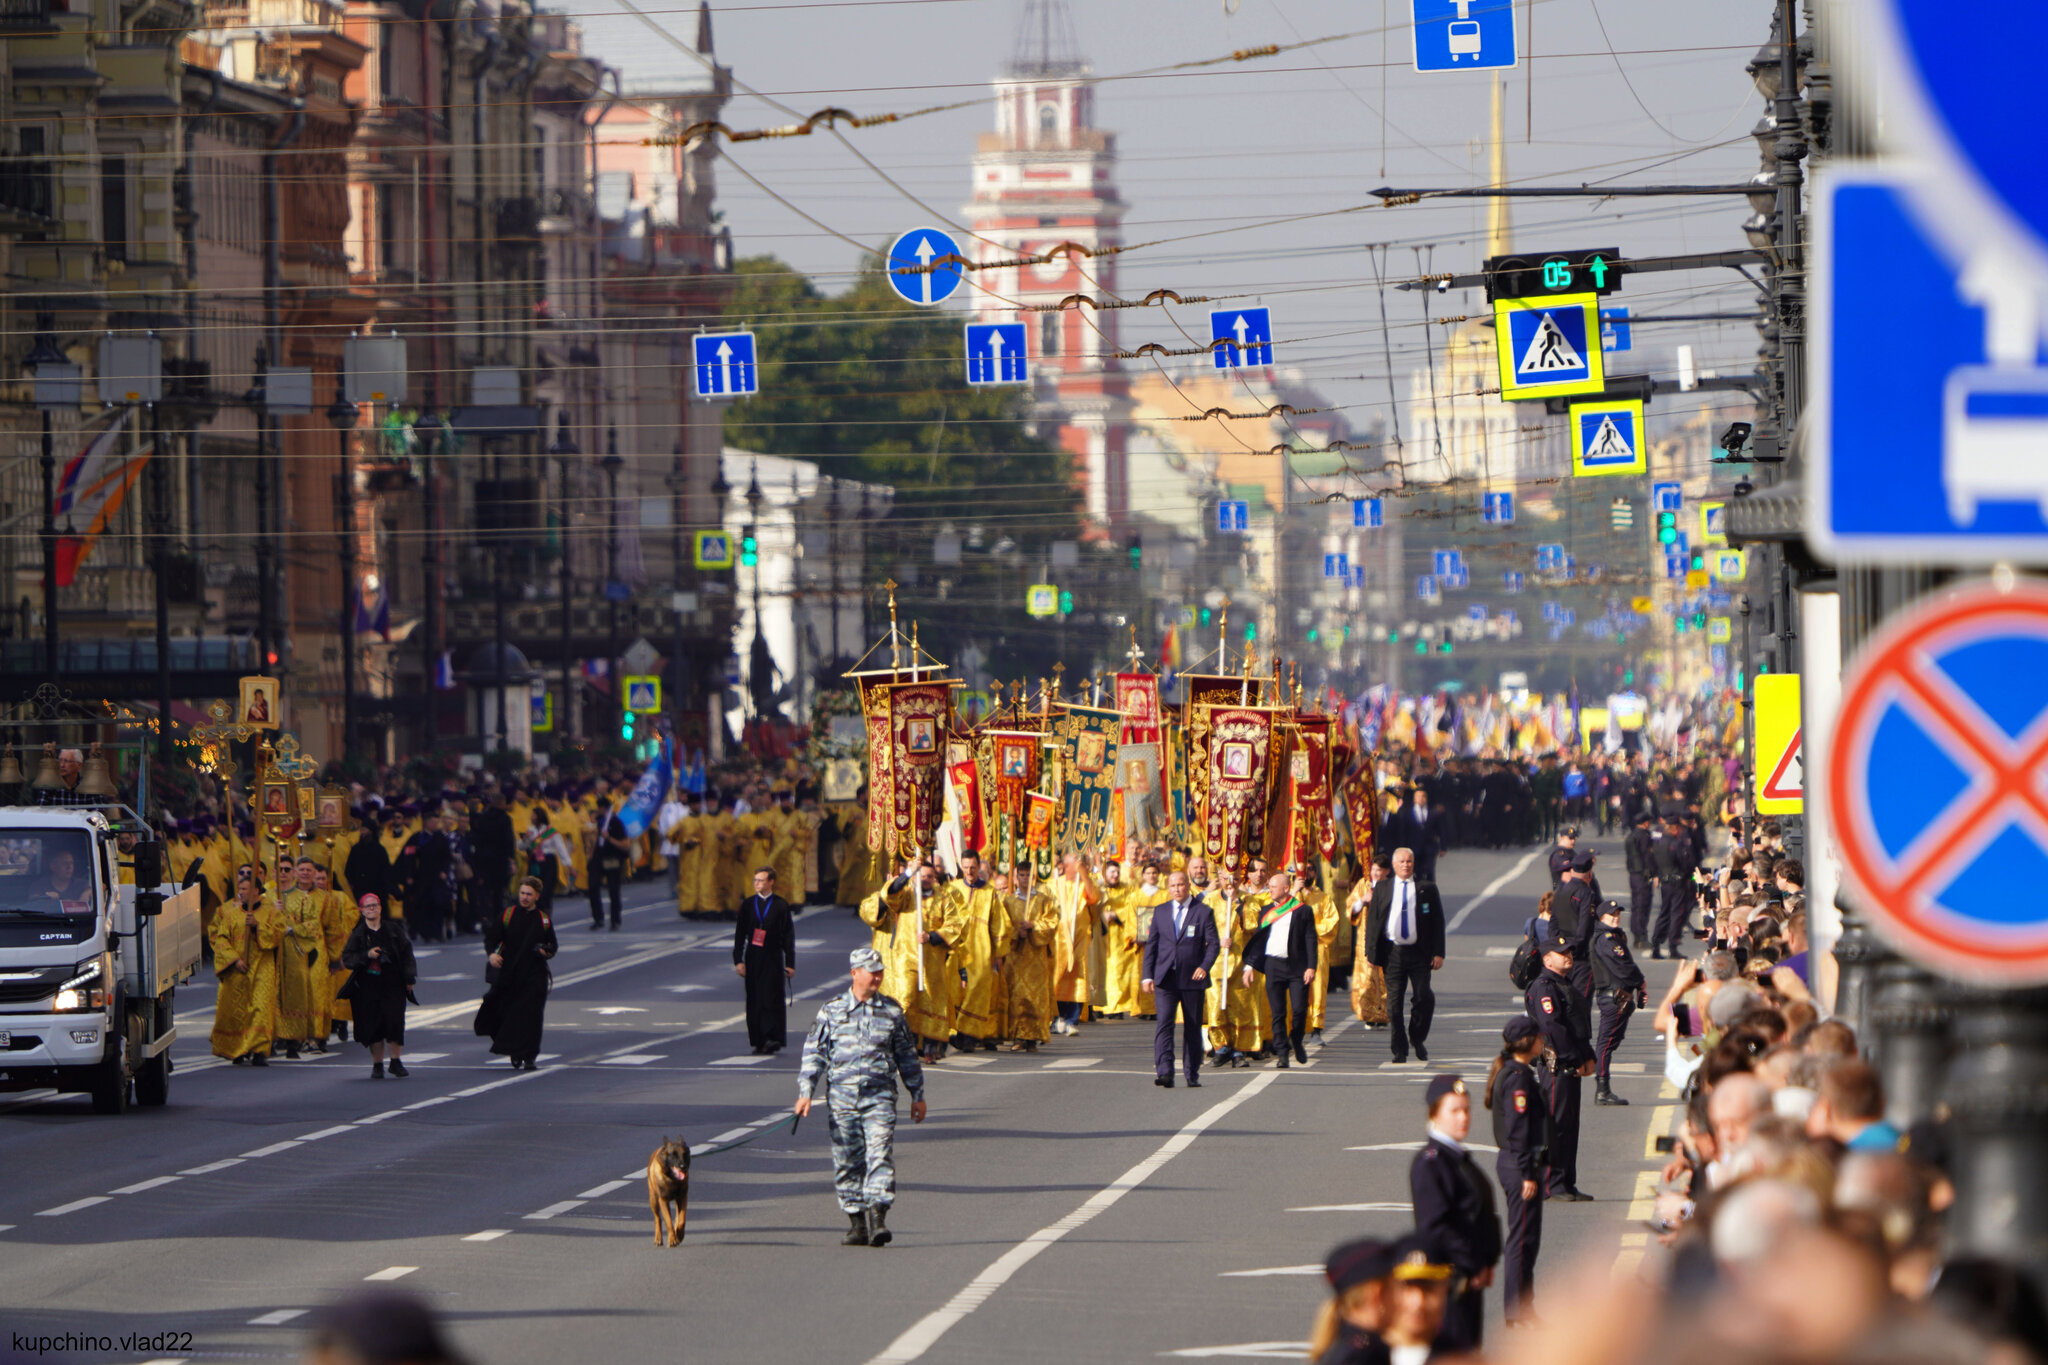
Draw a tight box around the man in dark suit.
[733,866,797,1054]
[1382,787,1446,882]
[1364,846,1446,1064]
[1240,871,1319,1068]
[1141,868,1220,1088]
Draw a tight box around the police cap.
[1598,898,1626,919]
[1570,850,1597,871]
[1502,1015,1541,1047]
[1424,1074,1466,1110]
[1539,934,1575,957]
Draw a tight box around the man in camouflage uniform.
[795,945,929,1247]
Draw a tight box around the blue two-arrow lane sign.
[964,323,1028,386]
[692,331,758,399]
[886,226,966,307]
[1211,308,1273,369]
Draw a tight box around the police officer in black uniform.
[1409,1073,1502,1351]
[1589,900,1647,1107]
[1650,814,1700,959]
[1484,1017,1551,1326]
[1545,826,1577,890]
[1624,810,1656,950]
[1524,935,1594,1201]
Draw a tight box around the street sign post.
[1652,482,1683,514]
[1632,596,1654,615]
[1432,548,1463,578]
[1713,549,1747,581]
[1494,293,1604,401]
[1323,553,1349,580]
[693,530,734,570]
[1754,673,1802,816]
[1025,584,1059,618]
[1482,490,1515,524]
[1210,308,1273,368]
[1826,580,2048,982]
[1217,500,1249,534]
[691,331,758,399]
[1353,498,1383,529]
[624,676,662,714]
[1411,0,1516,73]
[1601,307,1632,352]
[1569,397,1645,476]
[1700,500,1728,545]
[964,322,1028,385]
[1417,575,1439,603]
[885,226,965,307]
[1708,616,1732,644]
[1503,571,1524,593]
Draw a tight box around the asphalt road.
[1,836,1682,1364]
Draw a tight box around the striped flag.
[50,411,141,588]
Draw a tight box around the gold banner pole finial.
[1127,624,1143,671]
[1050,662,1065,708]
[884,579,900,669]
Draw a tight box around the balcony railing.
[0,157,54,222]
[0,0,58,34]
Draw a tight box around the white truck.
[0,807,201,1113]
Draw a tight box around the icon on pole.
[1600,307,1632,352]
[1482,490,1515,524]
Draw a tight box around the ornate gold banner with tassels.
[1049,704,1122,856]
[1198,704,1277,872]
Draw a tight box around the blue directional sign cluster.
[1211,308,1274,369]
[1431,548,1463,578]
[1534,543,1566,574]
[964,323,1027,386]
[1323,552,1349,580]
[1503,570,1524,593]
[1417,575,1440,602]
[1218,499,1250,534]
[1482,490,1515,524]
[1412,0,1516,73]
[692,331,758,399]
[1353,498,1383,529]
[1466,604,1488,622]
[885,226,965,307]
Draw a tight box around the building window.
[379,23,397,101]
[1037,103,1058,141]
[377,186,398,275]
[100,156,128,263]
[1040,310,1060,359]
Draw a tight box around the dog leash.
[691,1112,801,1159]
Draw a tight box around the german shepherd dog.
[647,1136,692,1246]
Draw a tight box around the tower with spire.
[964,0,1134,534]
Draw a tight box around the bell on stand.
[0,745,23,789]
[30,744,63,793]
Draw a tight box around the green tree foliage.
[720,253,1077,536]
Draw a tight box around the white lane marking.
[462,1229,510,1242]
[353,1110,408,1125]
[525,1200,585,1220]
[364,1266,417,1281]
[298,1125,356,1141]
[864,1071,1280,1365]
[241,1141,302,1158]
[111,1176,181,1195]
[248,1310,307,1326]
[422,973,470,982]
[1447,846,1546,932]
[1346,1141,1499,1152]
[36,1197,111,1216]
[1483,946,1516,958]
[660,984,710,994]
[1287,1202,1410,1213]
[599,1054,665,1066]
[709,1055,771,1067]
[1042,1057,1101,1070]
[396,1052,447,1063]
[0,1224,14,1233]
[588,1007,646,1015]
[1219,1266,1322,1278]
[1163,1343,1311,1360]
[179,1159,244,1175]
[705,1128,752,1144]
[402,1097,454,1111]
[577,1180,631,1199]
[796,938,825,947]
[136,1358,189,1364]
[947,1056,994,1068]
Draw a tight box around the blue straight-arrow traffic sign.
[1218,499,1249,534]
[692,331,758,398]
[1417,575,1439,602]
[1211,308,1273,369]
[1412,0,1516,72]
[1483,490,1515,524]
[1504,571,1523,593]
[885,226,965,307]
[964,323,1028,386]
[1324,552,1349,580]
[1354,497,1383,529]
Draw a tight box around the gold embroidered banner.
[1284,715,1336,863]
[984,729,1042,822]
[1024,791,1057,851]
[883,680,951,856]
[1181,675,1263,857]
[1050,704,1123,856]
[857,674,901,852]
[1199,704,1277,872]
[1115,672,1165,844]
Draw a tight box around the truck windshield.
[0,828,97,919]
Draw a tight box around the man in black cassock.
[476,876,557,1070]
[734,866,797,1054]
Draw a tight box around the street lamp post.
[487,437,509,756]
[551,418,579,741]
[26,326,77,694]
[744,461,764,720]
[328,375,361,762]
[602,428,623,738]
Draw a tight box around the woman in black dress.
[341,893,417,1079]
[477,876,557,1070]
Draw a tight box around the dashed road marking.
[577,1180,631,1199]
[709,1055,770,1066]
[1043,1057,1101,1069]
[364,1266,417,1281]
[1219,1265,1321,1277]
[599,1054,665,1066]
[1286,1202,1409,1213]
[298,1126,356,1142]
[241,1142,302,1158]
[462,1230,510,1242]
[179,1159,244,1175]
[110,1176,181,1195]
[247,1310,307,1326]
[37,1197,111,1216]
[525,1200,586,1220]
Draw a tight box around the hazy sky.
[557,0,1778,444]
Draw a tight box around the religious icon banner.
[1200,705,1276,871]
[1024,791,1057,851]
[985,730,1042,821]
[1115,672,1165,843]
[857,674,900,852]
[1049,704,1122,856]
[883,680,952,856]
[946,738,985,858]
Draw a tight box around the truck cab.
[0,808,201,1112]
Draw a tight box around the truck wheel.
[135,1051,169,1107]
[89,1049,130,1115]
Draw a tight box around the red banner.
[985,730,1042,822]
[858,674,899,852]
[947,739,985,857]
[1024,792,1057,851]
[1200,705,1276,872]
[884,680,952,856]
[1115,673,1162,745]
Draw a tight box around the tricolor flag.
[50,412,142,588]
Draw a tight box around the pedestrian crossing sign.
[1712,549,1747,581]
[1495,293,1604,401]
[1700,500,1728,544]
[1568,397,1645,476]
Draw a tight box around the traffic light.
[1415,639,1428,655]
[1656,510,1679,546]
[1128,544,1142,568]
[1243,620,1258,643]
[1692,610,1708,630]
[1199,607,1213,626]
[1689,551,1705,572]
[1623,668,1634,685]
[740,532,759,567]
[1438,641,1453,655]
[1676,618,1689,635]
[1306,627,1319,643]
[1058,589,1074,615]
[621,708,637,741]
